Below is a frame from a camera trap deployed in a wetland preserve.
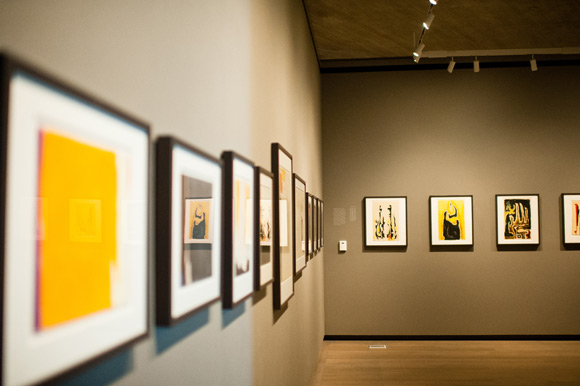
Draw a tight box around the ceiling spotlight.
[423,12,435,30]
[413,43,425,58]
[474,57,480,72]
[530,56,538,71]
[430,0,438,4]
[447,58,455,73]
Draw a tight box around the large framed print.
[307,193,314,258]
[562,193,580,246]
[321,200,324,248]
[0,54,149,385]
[317,198,323,250]
[496,194,540,245]
[222,151,255,309]
[429,195,474,246]
[364,197,407,247]
[293,174,307,274]
[156,136,221,325]
[254,167,274,289]
[271,143,294,309]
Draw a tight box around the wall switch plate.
[339,240,347,252]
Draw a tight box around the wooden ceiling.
[303,0,580,70]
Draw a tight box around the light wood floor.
[309,340,580,386]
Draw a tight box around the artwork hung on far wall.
[321,200,324,248]
[316,197,322,251]
[562,193,580,246]
[156,136,221,325]
[364,196,408,247]
[254,167,274,290]
[293,174,307,274]
[0,54,149,386]
[307,193,314,259]
[222,151,255,308]
[496,194,540,245]
[429,195,474,246]
[271,143,294,309]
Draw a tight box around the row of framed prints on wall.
[364,195,580,247]
[0,54,323,385]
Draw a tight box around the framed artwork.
[156,136,221,325]
[307,193,314,258]
[429,195,474,246]
[0,54,149,385]
[317,198,323,250]
[321,200,324,248]
[254,167,274,289]
[222,151,255,309]
[293,174,307,274]
[271,143,294,309]
[496,194,540,245]
[364,197,407,247]
[315,197,321,252]
[562,194,580,246]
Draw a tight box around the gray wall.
[0,0,324,385]
[322,66,580,335]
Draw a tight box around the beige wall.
[0,0,324,385]
[322,67,580,335]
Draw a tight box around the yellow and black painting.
[372,201,398,241]
[504,199,531,239]
[438,200,464,240]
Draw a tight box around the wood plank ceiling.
[303,0,580,70]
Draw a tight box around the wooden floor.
[309,340,580,386]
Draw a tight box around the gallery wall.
[0,0,323,385]
[322,65,580,336]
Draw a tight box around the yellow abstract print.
[438,199,464,240]
[37,130,117,330]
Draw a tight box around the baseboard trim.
[324,335,580,341]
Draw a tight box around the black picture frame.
[254,167,274,290]
[293,174,307,275]
[429,195,474,247]
[221,151,255,309]
[363,196,408,247]
[0,53,149,385]
[561,193,580,247]
[271,143,294,309]
[156,136,222,325]
[307,193,314,259]
[496,194,540,246]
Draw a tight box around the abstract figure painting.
[429,196,473,246]
[156,136,221,325]
[184,198,212,244]
[271,143,294,309]
[293,174,307,274]
[496,194,539,246]
[0,54,149,386]
[254,167,274,289]
[562,194,580,246]
[364,197,407,247]
[222,151,255,308]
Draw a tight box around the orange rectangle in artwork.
[37,130,117,330]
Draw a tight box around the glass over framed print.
[364,196,407,247]
[0,54,149,385]
[307,193,314,259]
[271,143,294,309]
[429,195,474,246]
[293,174,307,274]
[562,193,580,246]
[496,194,540,245]
[155,136,221,325]
[222,151,255,309]
[254,167,274,289]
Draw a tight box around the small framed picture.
[562,193,580,246]
[222,151,255,309]
[316,197,322,251]
[254,167,274,289]
[0,54,149,385]
[293,174,307,274]
[156,136,221,325]
[364,197,407,247]
[307,193,314,258]
[429,195,474,246]
[496,194,540,245]
[320,200,324,248]
[271,143,294,309]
